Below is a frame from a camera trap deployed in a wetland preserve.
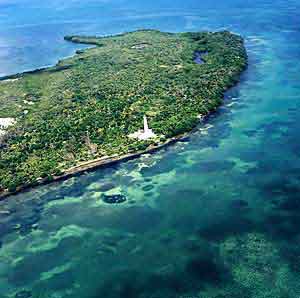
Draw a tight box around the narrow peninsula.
[0,30,247,197]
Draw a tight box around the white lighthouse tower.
[129,115,157,140]
[144,115,149,133]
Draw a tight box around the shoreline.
[0,133,190,200]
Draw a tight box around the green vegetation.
[0,30,247,193]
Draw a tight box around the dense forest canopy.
[0,30,247,193]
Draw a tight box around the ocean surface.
[1,0,300,297]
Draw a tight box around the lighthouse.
[143,115,149,133]
[129,115,157,140]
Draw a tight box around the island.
[0,30,247,198]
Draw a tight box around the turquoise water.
[1,0,300,297]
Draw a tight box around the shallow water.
[1,0,300,297]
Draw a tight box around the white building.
[0,118,15,137]
[129,115,157,140]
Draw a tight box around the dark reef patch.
[195,160,235,172]
[0,200,42,238]
[230,199,249,209]
[277,196,300,211]
[259,120,292,135]
[185,257,222,283]
[116,206,162,233]
[264,211,300,240]
[102,194,127,204]
[144,191,154,197]
[197,215,254,241]
[140,159,176,177]
[243,129,258,137]
[99,182,116,192]
[92,270,189,298]
[8,237,76,287]
[279,243,300,273]
[39,269,75,291]
[142,184,154,192]
[92,247,229,298]
[15,290,32,298]
[174,189,205,200]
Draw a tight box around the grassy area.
[0,30,247,192]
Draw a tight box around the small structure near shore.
[129,115,157,140]
[0,118,15,136]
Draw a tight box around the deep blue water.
[1,1,300,297]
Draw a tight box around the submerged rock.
[102,194,127,204]
[185,257,222,282]
[116,206,162,233]
[230,199,249,209]
[142,184,154,192]
[15,290,32,298]
[100,182,116,192]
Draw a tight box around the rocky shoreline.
[0,133,189,200]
